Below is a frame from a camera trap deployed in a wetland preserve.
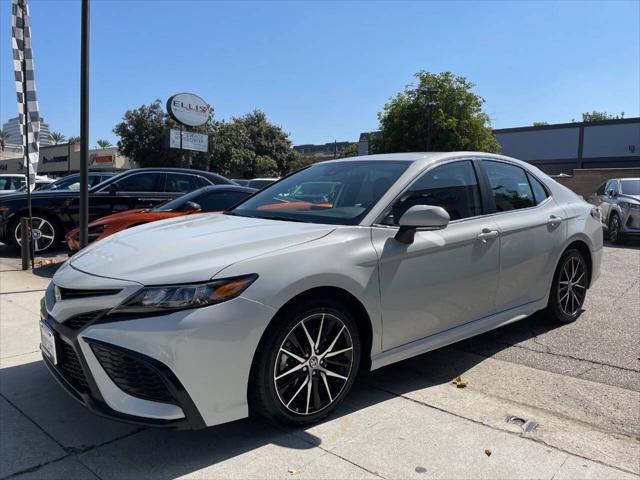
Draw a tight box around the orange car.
[66,185,256,252]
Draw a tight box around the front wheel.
[608,212,623,244]
[249,299,361,425]
[11,215,60,253]
[546,249,589,323]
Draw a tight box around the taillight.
[590,207,601,221]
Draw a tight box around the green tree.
[580,111,624,122]
[209,110,297,178]
[374,71,500,154]
[96,139,112,148]
[339,143,358,158]
[113,100,212,170]
[68,136,80,145]
[286,150,315,173]
[50,131,66,144]
[0,130,9,151]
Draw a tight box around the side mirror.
[185,201,202,212]
[109,183,119,194]
[395,205,450,244]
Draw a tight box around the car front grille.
[89,342,176,405]
[57,286,121,300]
[58,342,90,393]
[62,311,107,330]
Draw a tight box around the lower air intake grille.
[89,342,176,404]
[58,342,89,393]
[63,311,106,330]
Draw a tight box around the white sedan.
[40,152,602,429]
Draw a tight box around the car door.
[480,160,566,312]
[601,179,619,224]
[371,159,501,350]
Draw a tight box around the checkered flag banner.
[12,0,40,185]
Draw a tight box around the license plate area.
[40,321,57,364]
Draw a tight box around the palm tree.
[96,139,112,148]
[0,130,10,151]
[50,131,66,144]
[68,136,80,145]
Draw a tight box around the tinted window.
[527,172,548,204]
[620,179,640,196]
[231,161,410,225]
[596,182,606,196]
[165,173,201,193]
[605,180,618,195]
[199,191,251,211]
[483,161,536,211]
[381,160,482,225]
[0,177,14,189]
[115,172,163,192]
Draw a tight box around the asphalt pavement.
[0,240,638,479]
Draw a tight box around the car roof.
[320,152,528,168]
[195,185,257,194]
[617,178,640,181]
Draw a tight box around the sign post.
[166,93,210,167]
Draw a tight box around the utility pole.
[79,0,90,248]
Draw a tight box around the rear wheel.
[608,212,623,244]
[11,214,60,253]
[546,248,589,323]
[249,299,361,425]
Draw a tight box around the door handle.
[477,228,499,243]
[547,215,563,226]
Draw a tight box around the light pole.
[79,0,90,248]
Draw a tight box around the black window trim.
[476,158,553,218]
[371,157,488,228]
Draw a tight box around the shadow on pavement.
[0,313,564,479]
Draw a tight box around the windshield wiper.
[259,215,310,223]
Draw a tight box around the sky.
[0,0,638,147]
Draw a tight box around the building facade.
[348,117,640,175]
[1,116,52,147]
[294,141,354,159]
[0,143,135,177]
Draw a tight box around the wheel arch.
[251,286,374,377]
[562,239,593,288]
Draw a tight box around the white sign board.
[169,129,208,152]
[167,93,210,127]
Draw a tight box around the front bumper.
[621,210,640,235]
[42,266,276,429]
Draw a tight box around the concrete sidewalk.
[1,251,638,479]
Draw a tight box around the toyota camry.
[40,152,602,429]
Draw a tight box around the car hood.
[69,213,335,284]
[620,194,640,202]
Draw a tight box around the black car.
[0,168,232,252]
[41,172,117,191]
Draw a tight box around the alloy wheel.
[14,217,56,252]
[557,256,587,317]
[274,312,354,415]
[608,215,620,243]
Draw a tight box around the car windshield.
[620,179,640,196]
[150,188,205,212]
[228,160,410,225]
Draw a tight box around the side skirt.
[370,299,547,371]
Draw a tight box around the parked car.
[232,179,250,186]
[37,172,117,191]
[0,174,27,194]
[65,185,256,251]
[13,175,56,192]
[40,153,602,429]
[0,168,231,252]
[247,177,278,189]
[590,178,640,243]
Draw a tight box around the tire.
[249,298,361,425]
[607,212,624,244]
[546,248,589,323]
[10,213,61,253]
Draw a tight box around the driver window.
[380,160,483,226]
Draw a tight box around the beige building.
[0,143,136,177]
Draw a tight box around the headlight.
[620,202,640,210]
[110,274,258,315]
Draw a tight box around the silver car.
[591,178,640,243]
[41,153,602,429]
